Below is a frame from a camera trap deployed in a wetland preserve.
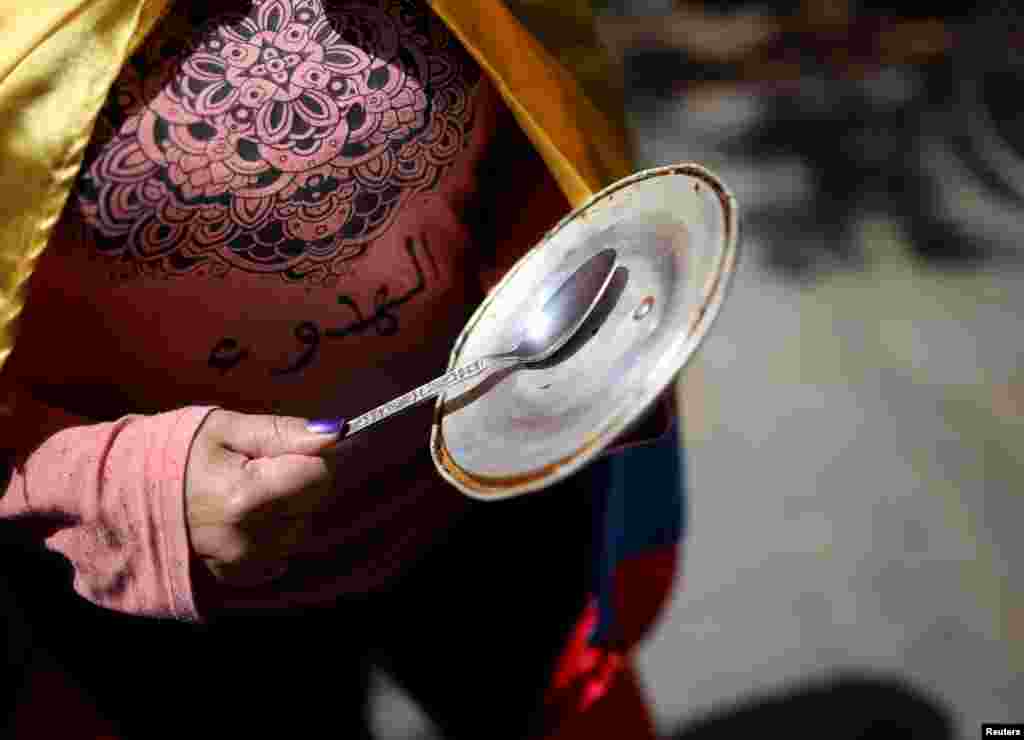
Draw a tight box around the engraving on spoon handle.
[344,356,506,436]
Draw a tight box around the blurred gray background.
[375,1,1023,737]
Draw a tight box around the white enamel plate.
[431,164,740,499]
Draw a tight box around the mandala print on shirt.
[74,0,480,285]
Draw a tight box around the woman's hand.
[184,410,342,587]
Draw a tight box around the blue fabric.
[587,422,687,646]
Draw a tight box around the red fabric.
[543,611,658,739]
[542,547,679,736]
[611,546,680,649]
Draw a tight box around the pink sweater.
[1,0,506,620]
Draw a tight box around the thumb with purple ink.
[215,411,345,459]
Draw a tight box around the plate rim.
[430,162,741,499]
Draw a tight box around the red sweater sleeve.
[0,381,215,621]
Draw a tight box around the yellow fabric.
[501,0,633,148]
[430,0,632,202]
[0,0,632,372]
[0,0,170,371]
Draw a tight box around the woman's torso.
[7,0,505,597]
[12,0,500,424]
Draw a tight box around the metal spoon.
[341,248,618,437]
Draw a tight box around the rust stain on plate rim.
[431,162,741,500]
[431,427,611,495]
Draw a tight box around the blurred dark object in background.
[2,575,32,732]
[666,672,954,739]
[599,1,1024,280]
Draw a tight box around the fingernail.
[306,417,345,435]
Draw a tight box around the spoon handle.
[342,355,515,437]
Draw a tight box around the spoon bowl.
[500,248,617,363]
